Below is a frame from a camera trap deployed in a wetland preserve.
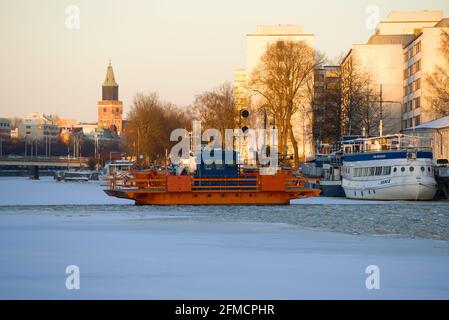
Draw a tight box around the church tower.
[98,61,123,134]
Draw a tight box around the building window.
[415,115,421,126]
[414,97,421,109]
[414,79,421,91]
[415,41,421,54]
[116,108,120,113]
[103,108,107,113]
[415,60,421,73]
[407,101,413,111]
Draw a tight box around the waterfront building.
[0,118,11,140]
[402,18,449,129]
[341,11,448,135]
[313,66,342,144]
[18,113,59,141]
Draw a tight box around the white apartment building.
[0,118,11,140]
[341,10,446,135]
[375,11,442,36]
[18,113,59,141]
[402,18,449,129]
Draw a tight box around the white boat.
[102,159,134,179]
[341,134,437,200]
[54,170,100,182]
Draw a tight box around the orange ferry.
[104,151,320,205]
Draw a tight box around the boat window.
[393,167,397,173]
[401,167,405,172]
[410,166,414,172]
[428,167,431,172]
[421,167,425,172]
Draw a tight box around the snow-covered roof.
[411,115,449,130]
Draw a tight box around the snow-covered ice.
[0,211,448,299]
[0,177,448,299]
[0,176,132,205]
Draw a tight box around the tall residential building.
[313,66,341,144]
[374,11,442,35]
[98,62,123,134]
[341,10,447,135]
[234,25,315,161]
[402,18,449,129]
[233,69,247,114]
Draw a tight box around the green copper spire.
[103,60,118,87]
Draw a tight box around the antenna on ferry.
[379,84,383,137]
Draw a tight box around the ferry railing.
[106,173,320,193]
[192,177,259,192]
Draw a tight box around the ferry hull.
[104,189,317,205]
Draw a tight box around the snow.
[413,115,449,130]
[0,177,449,299]
[0,176,132,206]
[0,207,448,299]
[291,197,392,205]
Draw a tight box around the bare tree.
[426,30,449,117]
[125,93,191,164]
[192,82,237,137]
[341,55,374,136]
[249,41,324,166]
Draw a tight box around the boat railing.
[105,173,319,193]
[342,134,433,154]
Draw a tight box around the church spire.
[103,60,118,87]
[102,60,119,100]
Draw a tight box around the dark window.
[103,108,107,112]
[410,167,414,172]
[421,167,425,172]
[401,167,405,172]
[393,167,397,172]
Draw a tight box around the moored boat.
[341,134,437,200]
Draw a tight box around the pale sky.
[0,0,448,122]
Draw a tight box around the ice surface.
[0,207,448,299]
[0,176,132,205]
[0,177,448,299]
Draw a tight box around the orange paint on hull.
[104,170,320,205]
[105,189,320,205]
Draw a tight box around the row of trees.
[123,85,237,164]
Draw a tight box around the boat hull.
[104,189,317,205]
[320,180,345,197]
[342,176,437,201]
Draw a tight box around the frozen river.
[0,177,448,299]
